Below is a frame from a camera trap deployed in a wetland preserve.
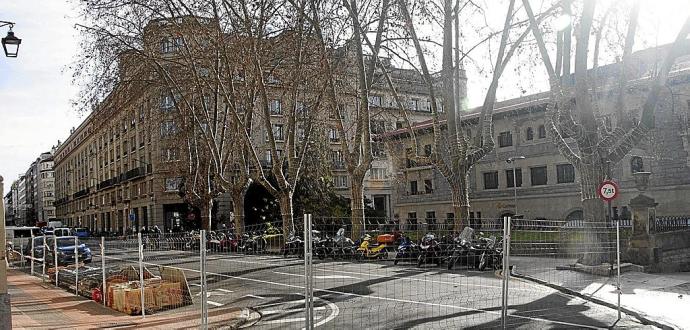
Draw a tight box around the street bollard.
[42,236,46,283]
[138,233,145,318]
[303,214,314,330]
[54,237,59,287]
[101,236,106,306]
[200,230,208,329]
[501,216,512,329]
[616,219,621,320]
[75,236,79,295]
[30,236,34,275]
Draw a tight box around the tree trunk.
[279,191,294,238]
[450,174,470,232]
[231,193,245,236]
[577,160,609,265]
[201,199,213,231]
[350,175,365,240]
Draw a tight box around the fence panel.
[505,218,626,328]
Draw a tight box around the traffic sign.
[597,180,619,202]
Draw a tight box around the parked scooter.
[394,234,418,265]
[355,234,388,261]
[476,235,503,271]
[417,233,443,267]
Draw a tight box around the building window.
[526,127,534,141]
[530,166,548,186]
[408,98,420,111]
[631,156,644,173]
[270,99,282,115]
[334,176,348,188]
[368,95,382,107]
[369,168,387,180]
[372,141,386,158]
[162,148,179,162]
[424,179,433,193]
[538,125,547,139]
[371,120,386,134]
[409,181,418,195]
[425,211,436,229]
[556,164,575,183]
[407,212,418,224]
[160,37,175,53]
[498,131,513,147]
[483,171,499,189]
[272,124,284,141]
[264,150,272,164]
[423,144,432,157]
[160,121,177,137]
[164,177,182,192]
[506,168,523,188]
[329,128,339,142]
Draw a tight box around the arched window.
[526,127,534,140]
[631,156,644,173]
[538,125,547,139]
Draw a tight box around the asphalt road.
[88,244,649,330]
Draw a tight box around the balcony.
[73,188,90,199]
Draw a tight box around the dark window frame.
[506,168,523,188]
[556,164,575,183]
[530,166,548,186]
[483,171,499,189]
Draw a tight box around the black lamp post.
[0,21,21,58]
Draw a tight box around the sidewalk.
[8,269,258,329]
[511,257,690,329]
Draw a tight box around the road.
[88,243,647,330]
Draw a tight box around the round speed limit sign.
[597,180,619,202]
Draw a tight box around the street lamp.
[0,21,21,58]
[506,156,526,217]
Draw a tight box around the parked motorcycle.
[355,234,388,261]
[477,236,503,271]
[206,231,222,252]
[394,234,418,265]
[332,228,356,260]
[281,232,304,258]
[447,227,477,270]
[417,233,443,267]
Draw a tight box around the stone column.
[627,172,659,265]
[0,175,12,329]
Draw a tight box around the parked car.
[74,228,90,238]
[24,236,92,266]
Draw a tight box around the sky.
[1,1,83,184]
[0,0,689,187]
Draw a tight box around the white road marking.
[261,318,306,324]
[273,271,359,280]
[216,288,234,293]
[244,294,266,300]
[208,301,223,307]
[189,283,202,287]
[262,306,327,315]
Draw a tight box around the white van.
[5,227,42,247]
[53,228,73,237]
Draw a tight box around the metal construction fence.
[5,216,642,329]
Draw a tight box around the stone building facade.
[388,45,690,226]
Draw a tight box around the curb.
[511,271,679,330]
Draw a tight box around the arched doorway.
[564,209,584,228]
[243,182,280,230]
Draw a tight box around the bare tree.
[389,0,552,231]
[74,0,327,233]
[522,0,690,263]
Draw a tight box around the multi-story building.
[3,186,15,226]
[15,175,27,226]
[388,44,690,226]
[35,150,57,223]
